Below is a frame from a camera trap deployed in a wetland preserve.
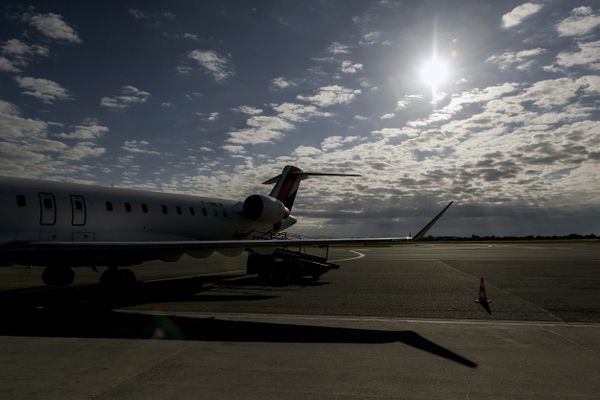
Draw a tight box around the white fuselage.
[0,176,285,248]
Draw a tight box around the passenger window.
[106,201,113,211]
[44,198,53,209]
[202,208,207,216]
[16,195,26,207]
[189,207,195,216]
[213,209,218,217]
[222,210,227,217]
[125,202,132,212]
[176,206,182,215]
[74,201,83,210]
[142,203,148,213]
[162,205,168,214]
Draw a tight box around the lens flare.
[420,57,448,89]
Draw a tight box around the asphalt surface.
[0,242,599,399]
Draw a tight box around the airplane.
[0,165,452,290]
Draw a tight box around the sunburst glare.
[420,57,448,102]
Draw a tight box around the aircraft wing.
[1,202,452,255]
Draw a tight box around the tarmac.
[0,242,599,399]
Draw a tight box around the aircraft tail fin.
[263,165,360,211]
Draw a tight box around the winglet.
[412,201,453,241]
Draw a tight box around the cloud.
[370,127,418,138]
[227,116,293,145]
[0,99,47,139]
[292,145,321,157]
[340,60,363,74]
[328,42,350,54]
[128,9,147,19]
[271,77,296,89]
[56,119,109,140]
[555,40,600,71]
[222,144,245,154]
[163,32,199,40]
[186,49,233,81]
[129,9,175,21]
[353,115,368,121]
[297,85,361,107]
[0,99,105,177]
[224,101,333,151]
[2,39,48,57]
[272,102,331,122]
[207,112,219,121]
[556,6,600,37]
[321,135,360,151]
[359,31,381,45]
[513,76,596,109]
[380,113,394,120]
[61,142,106,160]
[501,3,543,28]
[486,48,546,71]
[231,105,263,115]
[100,85,151,109]
[15,76,72,103]
[24,13,81,43]
[396,94,423,110]
[121,140,160,155]
[0,39,49,73]
[0,57,19,73]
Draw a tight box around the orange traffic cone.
[475,277,491,304]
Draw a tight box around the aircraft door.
[39,193,56,225]
[70,195,86,225]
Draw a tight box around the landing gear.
[42,266,75,287]
[99,268,137,296]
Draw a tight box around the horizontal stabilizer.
[263,171,361,185]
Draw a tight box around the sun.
[419,57,449,100]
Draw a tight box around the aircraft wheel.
[42,266,75,287]
[118,268,136,285]
[99,268,120,287]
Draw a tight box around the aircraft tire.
[118,268,137,285]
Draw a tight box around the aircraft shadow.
[0,274,477,368]
[0,309,477,369]
[0,273,328,310]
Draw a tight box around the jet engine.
[243,194,289,223]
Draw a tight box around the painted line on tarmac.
[329,250,366,262]
[119,310,600,328]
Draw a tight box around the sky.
[0,0,599,237]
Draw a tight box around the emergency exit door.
[39,193,56,225]
[70,195,86,225]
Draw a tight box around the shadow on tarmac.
[0,273,308,310]
[0,309,477,368]
[0,274,477,369]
